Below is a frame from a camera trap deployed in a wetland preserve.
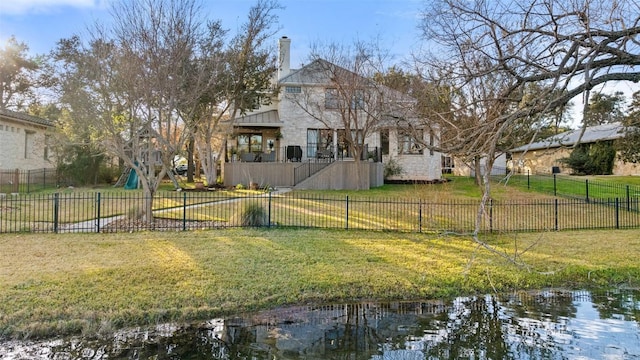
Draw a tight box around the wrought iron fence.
[1,191,639,234]
[494,170,640,210]
[0,168,58,193]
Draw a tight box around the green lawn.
[497,173,640,199]
[1,228,639,340]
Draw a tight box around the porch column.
[333,129,338,161]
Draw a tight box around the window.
[380,129,389,155]
[398,130,423,155]
[285,86,301,94]
[441,155,454,174]
[237,134,263,154]
[24,130,35,159]
[325,88,365,110]
[307,129,333,158]
[351,89,364,110]
[44,134,50,160]
[325,88,339,109]
[336,129,364,158]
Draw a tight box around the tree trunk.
[473,156,482,186]
[187,135,195,183]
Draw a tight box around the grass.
[0,228,639,340]
[497,173,640,199]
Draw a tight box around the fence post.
[182,192,187,231]
[489,199,493,234]
[268,191,272,228]
[527,170,530,189]
[96,193,101,233]
[13,169,19,193]
[627,185,630,212]
[554,198,559,231]
[553,174,557,197]
[615,198,620,229]
[27,170,31,194]
[585,179,589,203]
[54,193,59,234]
[345,195,349,230]
[418,200,422,233]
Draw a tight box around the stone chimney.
[278,36,291,80]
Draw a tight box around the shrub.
[236,202,268,227]
[561,141,615,175]
[383,158,404,179]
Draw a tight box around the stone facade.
[0,109,54,170]
[510,146,640,176]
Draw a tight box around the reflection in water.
[1,290,639,359]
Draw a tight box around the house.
[509,122,640,175]
[222,37,442,189]
[0,108,54,170]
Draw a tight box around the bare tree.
[416,0,640,258]
[55,0,233,221]
[419,0,640,171]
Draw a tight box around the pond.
[1,290,638,359]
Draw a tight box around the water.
[1,290,639,359]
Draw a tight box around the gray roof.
[279,59,347,85]
[511,122,625,152]
[234,110,282,127]
[0,108,55,127]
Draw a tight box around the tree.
[584,91,626,126]
[418,0,640,258]
[0,36,48,110]
[191,0,281,186]
[617,90,640,163]
[54,0,239,221]
[561,141,616,175]
[419,0,640,180]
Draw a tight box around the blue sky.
[2,0,637,126]
[0,0,424,67]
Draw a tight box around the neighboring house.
[0,108,54,170]
[222,37,442,189]
[509,122,640,175]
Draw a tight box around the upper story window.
[351,89,365,110]
[325,88,339,109]
[285,86,301,94]
[325,88,365,110]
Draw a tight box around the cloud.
[0,0,104,15]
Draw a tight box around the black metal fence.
[494,171,640,207]
[0,168,58,194]
[2,191,639,234]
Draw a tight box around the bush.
[383,158,404,179]
[236,202,268,227]
[561,141,615,175]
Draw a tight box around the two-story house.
[222,37,442,189]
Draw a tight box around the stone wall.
[0,118,52,170]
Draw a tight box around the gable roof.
[510,122,625,152]
[0,108,55,128]
[279,58,416,106]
